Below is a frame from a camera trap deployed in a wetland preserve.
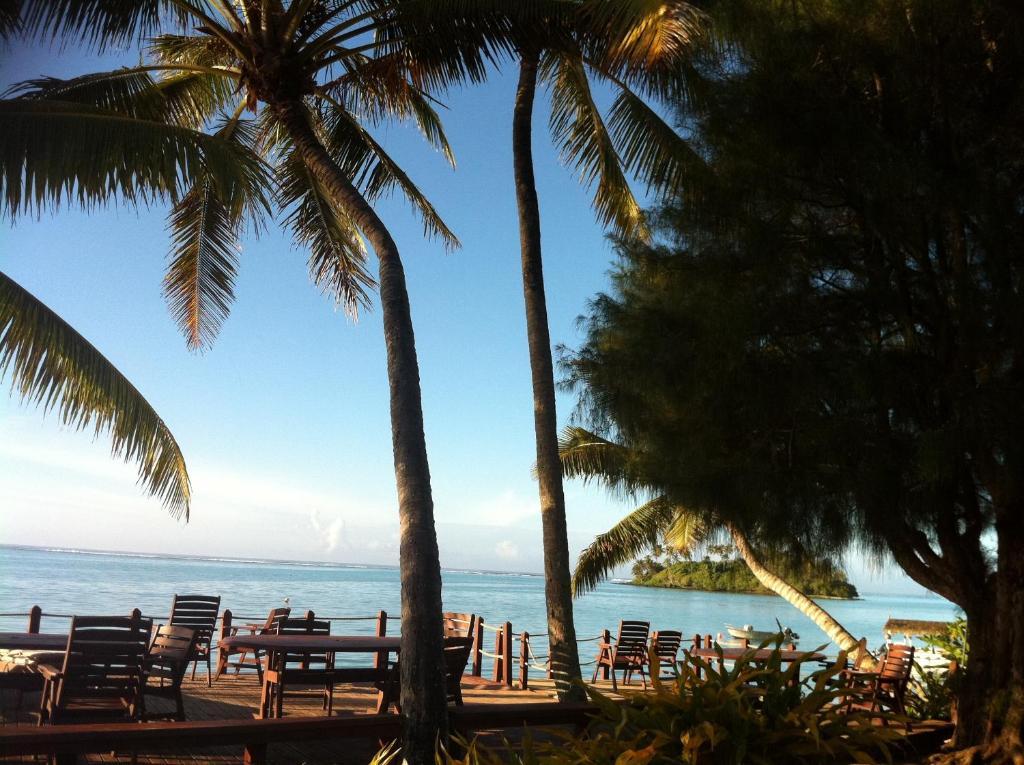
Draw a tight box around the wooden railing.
[6,606,615,691]
[0,702,599,764]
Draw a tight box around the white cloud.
[309,510,345,552]
[494,540,520,561]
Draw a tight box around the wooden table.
[218,634,401,655]
[218,635,402,717]
[0,633,68,691]
[0,633,68,651]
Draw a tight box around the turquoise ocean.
[0,545,958,667]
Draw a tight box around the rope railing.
[0,610,389,623]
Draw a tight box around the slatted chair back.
[615,620,651,661]
[275,615,332,669]
[652,630,683,672]
[146,625,198,689]
[443,613,477,640]
[55,615,152,715]
[880,644,915,688]
[443,636,475,704]
[169,594,220,644]
[261,607,292,635]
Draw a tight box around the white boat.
[725,622,800,646]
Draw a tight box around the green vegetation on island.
[630,547,858,599]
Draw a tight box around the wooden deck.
[0,673,619,764]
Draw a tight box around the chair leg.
[190,659,198,681]
[215,650,229,681]
[254,650,264,686]
[206,651,213,687]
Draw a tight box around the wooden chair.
[593,620,650,690]
[261,614,335,719]
[168,594,220,686]
[443,612,478,640]
[841,643,915,725]
[37,614,152,725]
[141,625,198,721]
[375,636,474,714]
[216,606,290,684]
[651,630,683,679]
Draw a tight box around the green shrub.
[437,643,903,765]
[906,617,967,721]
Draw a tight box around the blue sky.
[0,36,928,595]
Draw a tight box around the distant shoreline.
[622,579,862,601]
[0,543,544,580]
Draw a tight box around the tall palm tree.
[560,427,863,654]
[509,0,705,699]
[1,272,192,518]
[5,2,508,757]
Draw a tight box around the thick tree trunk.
[948,509,1024,763]
[512,51,584,701]
[273,100,446,764]
[726,522,863,656]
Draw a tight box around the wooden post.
[519,632,530,690]
[301,610,314,669]
[374,610,387,672]
[502,621,513,687]
[602,629,612,680]
[215,609,233,680]
[28,605,41,634]
[471,617,484,677]
[492,627,503,682]
[693,634,702,679]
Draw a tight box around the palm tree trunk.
[512,50,584,701]
[726,521,863,655]
[273,100,446,764]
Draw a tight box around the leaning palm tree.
[508,0,706,699]
[1,272,192,518]
[5,2,510,757]
[560,427,863,654]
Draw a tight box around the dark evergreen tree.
[563,1,1024,759]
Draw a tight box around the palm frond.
[326,54,456,167]
[558,425,646,498]
[572,495,677,595]
[0,99,269,219]
[544,50,647,239]
[149,33,238,68]
[0,0,18,39]
[604,83,708,198]
[6,67,238,129]
[0,270,191,518]
[664,510,712,554]
[321,103,459,249]
[577,0,706,77]
[163,116,264,350]
[278,145,376,315]
[16,0,187,48]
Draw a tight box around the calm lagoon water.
[0,545,958,663]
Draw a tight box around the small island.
[630,545,859,599]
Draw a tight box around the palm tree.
[509,0,705,699]
[5,2,508,757]
[1,271,191,518]
[560,427,863,654]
